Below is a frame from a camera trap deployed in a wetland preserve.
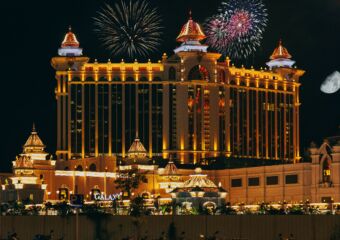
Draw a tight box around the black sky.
[0,0,339,171]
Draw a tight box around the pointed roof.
[270,40,292,60]
[176,12,206,42]
[23,124,46,154]
[127,138,147,159]
[182,168,217,188]
[61,26,80,48]
[163,159,179,176]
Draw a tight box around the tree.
[114,169,148,199]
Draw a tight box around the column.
[256,88,259,158]
[108,84,112,156]
[246,88,250,156]
[274,91,278,159]
[67,82,71,159]
[122,84,126,157]
[225,87,231,155]
[95,84,99,157]
[81,84,85,158]
[148,84,152,158]
[265,91,269,159]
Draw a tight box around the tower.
[267,40,305,162]
[163,12,221,163]
[0,125,55,203]
[51,27,89,160]
[266,40,295,69]
[174,12,208,53]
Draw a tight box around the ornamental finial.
[32,122,36,133]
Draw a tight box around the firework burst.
[204,14,230,54]
[205,0,268,59]
[93,0,162,58]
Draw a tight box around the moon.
[320,71,340,94]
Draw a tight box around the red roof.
[176,13,206,42]
[270,40,292,60]
[61,26,80,48]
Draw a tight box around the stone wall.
[0,215,339,240]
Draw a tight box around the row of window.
[231,174,298,187]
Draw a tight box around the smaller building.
[0,125,55,203]
[170,168,227,211]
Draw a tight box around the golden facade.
[51,19,304,164]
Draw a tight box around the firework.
[93,0,162,58]
[205,0,267,59]
[204,14,230,54]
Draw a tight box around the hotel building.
[2,16,340,206]
[52,17,304,164]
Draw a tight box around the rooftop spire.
[23,124,46,154]
[176,11,206,43]
[61,26,80,48]
[127,138,147,159]
[58,26,83,56]
[32,122,36,133]
[266,39,295,69]
[270,39,292,60]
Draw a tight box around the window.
[76,165,83,171]
[266,176,279,185]
[321,197,333,203]
[248,177,260,186]
[169,67,176,80]
[89,163,96,171]
[231,178,242,187]
[285,174,298,184]
[322,158,331,183]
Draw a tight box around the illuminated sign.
[93,193,122,201]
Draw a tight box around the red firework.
[226,10,252,39]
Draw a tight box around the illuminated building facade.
[52,17,304,164]
[6,16,340,207]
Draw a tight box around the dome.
[176,13,206,42]
[163,159,179,176]
[23,124,46,154]
[182,171,217,189]
[270,40,292,60]
[127,138,147,159]
[61,26,80,48]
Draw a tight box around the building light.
[14,183,23,189]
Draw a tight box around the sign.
[94,193,121,201]
[70,194,84,207]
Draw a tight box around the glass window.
[248,177,260,186]
[266,176,279,185]
[231,178,242,187]
[285,174,298,184]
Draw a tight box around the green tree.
[114,169,148,199]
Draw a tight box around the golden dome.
[270,40,292,60]
[176,12,206,42]
[23,124,46,154]
[61,26,80,48]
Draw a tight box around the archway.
[188,65,210,81]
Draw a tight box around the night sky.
[0,0,339,172]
